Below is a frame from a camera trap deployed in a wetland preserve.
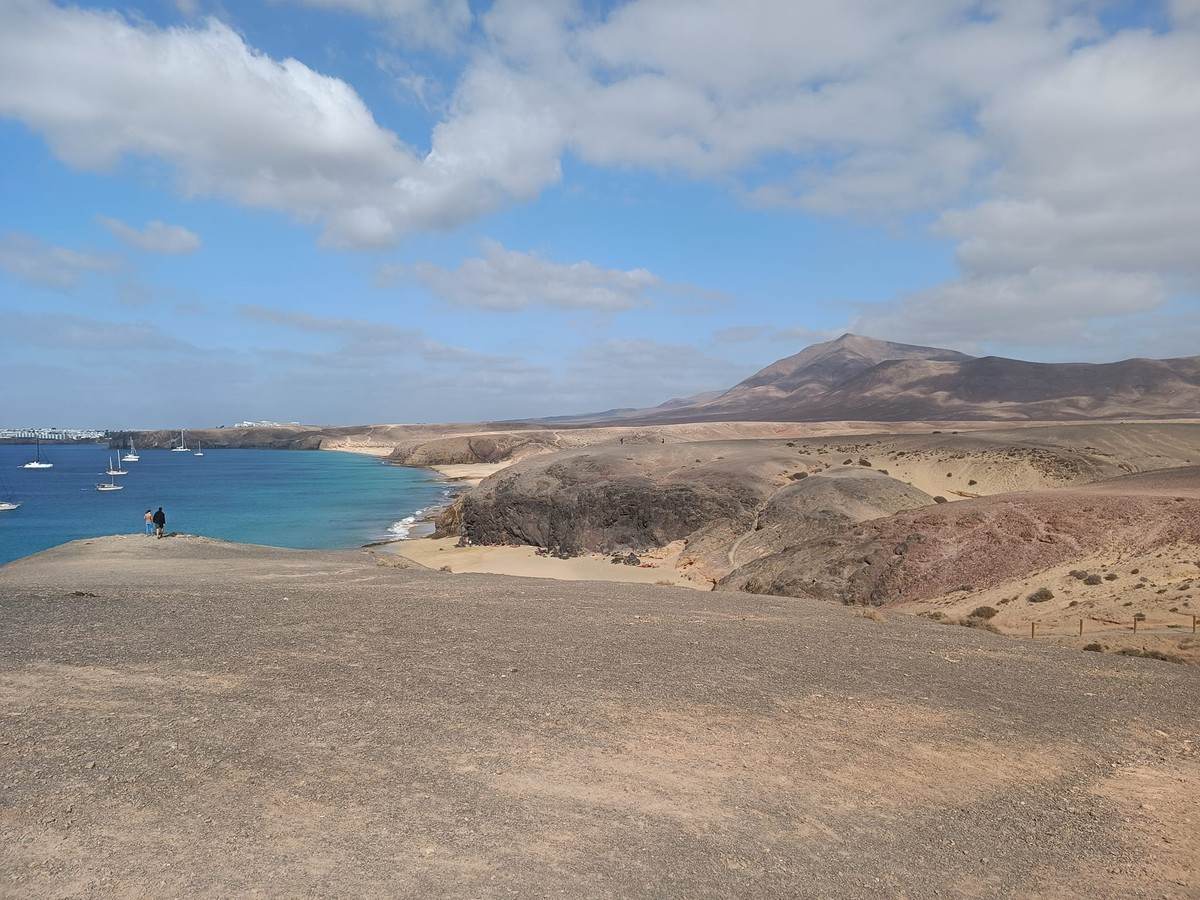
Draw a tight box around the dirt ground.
[1,535,1198,898]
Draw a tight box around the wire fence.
[1027,613,1198,639]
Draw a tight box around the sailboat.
[105,455,128,477]
[96,464,124,492]
[0,469,19,511]
[193,440,204,457]
[21,437,53,469]
[170,428,190,452]
[122,438,140,462]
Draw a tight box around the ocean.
[0,443,451,566]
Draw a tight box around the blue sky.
[1,0,1197,427]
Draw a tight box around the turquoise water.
[0,443,450,566]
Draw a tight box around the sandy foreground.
[1,534,1198,897]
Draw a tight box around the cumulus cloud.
[0,232,116,290]
[405,240,660,312]
[853,267,1168,349]
[0,1,529,249]
[275,0,471,51]
[2,0,1197,356]
[98,217,202,254]
[942,28,1200,281]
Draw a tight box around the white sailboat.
[170,428,190,452]
[105,455,128,476]
[193,440,204,457]
[0,470,19,510]
[21,437,53,469]
[122,438,140,462]
[96,465,124,492]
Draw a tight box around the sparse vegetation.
[969,605,998,620]
[1028,587,1054,603]
[1083,574,1103,585]
[1083,642,1104,652]
[1104,573,1118,581]
[933,496,948,504]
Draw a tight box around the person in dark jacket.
[152,506,166,539]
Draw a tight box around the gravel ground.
[1,534,1197,898]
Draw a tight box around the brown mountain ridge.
[586,334,1200,423]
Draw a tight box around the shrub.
[1028,587,1055,603]
[789,471,809,480]
[1104,573,1118,581]
[933,496,948,504]
[859,458,872,466]
[968,479,978,486]
[1082,642,1104,652]
[1069,570,1088,580]
[969,605,998,620]
[1083,574,1103,585]
[1133,612,1146,621]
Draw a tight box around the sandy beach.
[385,535,713,589]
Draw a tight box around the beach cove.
[0,443,449,566]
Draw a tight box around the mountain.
[588,334,1200,423]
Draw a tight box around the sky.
[0,0,1198,427]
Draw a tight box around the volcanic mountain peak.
[722,333,973,397]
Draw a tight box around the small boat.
[21,437,53,469]
[96,472,124,492]
[170,428,190,452]
[122,438,140,463]
[194,440,204,457]
[105,455,127,476]
[0,470,19,509]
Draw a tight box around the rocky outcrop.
[460,445,779,555]
[387,431,560,467]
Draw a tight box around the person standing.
[143,510,153,535]
[152,506,166,539]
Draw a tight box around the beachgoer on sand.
[143,509,153,535]
[152,507,166,539]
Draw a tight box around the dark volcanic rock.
[461,445,774,554]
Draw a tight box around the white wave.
[387,507,424,540]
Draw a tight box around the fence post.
[1133,616,1138,635]
[1194,615,1197,635]
[1079,618,1083,637]
[1031,622,1036,639]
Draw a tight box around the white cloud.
[853,267,1167,349]
[98,217,202,254]
[0,1,521,249]
[942,28,1200,281]
[1,0,1196,358]
[0,232,116,290]
[405,240,660,312]
[275,0,472,51]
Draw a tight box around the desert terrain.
[1,535,1197,897]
